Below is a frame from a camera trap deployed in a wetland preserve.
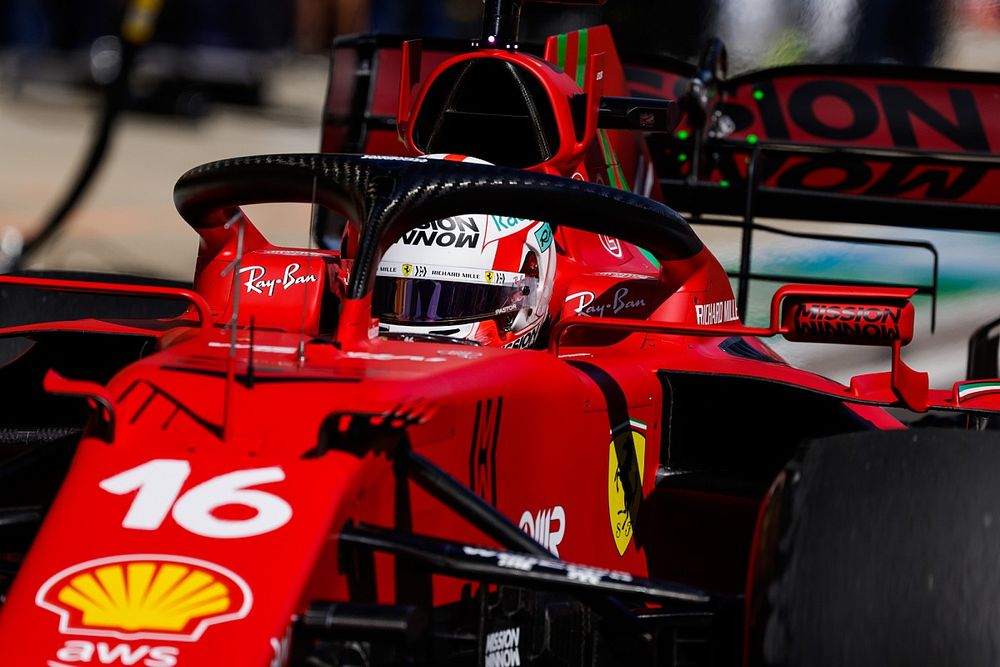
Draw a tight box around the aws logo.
[519,506,565,557]
[36,555,252,642]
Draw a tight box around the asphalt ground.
[0,55,329,279]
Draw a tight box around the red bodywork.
[1,22,999,667]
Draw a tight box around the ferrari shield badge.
[607,420,646,556]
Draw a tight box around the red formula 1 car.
[2,1,1000,665]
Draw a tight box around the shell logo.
[36,554,252,642]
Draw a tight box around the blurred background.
[0,0,998,383]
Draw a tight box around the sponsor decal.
[599,235,623,258]
[594,271,656,280]
[503,325,542,350]
[729,80,989,152]
[462,546,635,583]
[519,506,566,557]
[435,349,483,360]
[378,261,522,287]
[257,249,330,257]
[269,625,292,667]
[344,350,447,363]
[50,640,179,667]
[608,420,646,556]
[470,398,503,505]
[566,287,647,318]
[485,628,521,667]
[533,223,553,252]
[435,267,498,283]
[400,217,480,248]
[695,298,739,326]
[207,342,297,355]
[239,263,318,297]
[400,264,427,278]
[490,215,528,233]
[705,80,992,201]
[37,554,252,642]
[360,155,427,162]
[790,302,903,342]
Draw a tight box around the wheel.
[747,428,1000,666]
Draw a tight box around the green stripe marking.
[597,130,619,188]
[596,129,660,269]
[556,33,567,69]
[637,247,659,267]
[575,29,588,89]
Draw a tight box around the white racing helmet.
[373,155,556,347]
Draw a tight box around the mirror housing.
[781,297,914,346]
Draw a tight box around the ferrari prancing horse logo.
[607,420,646,556]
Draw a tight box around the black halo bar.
[340,522,713,606]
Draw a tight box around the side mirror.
[780,295,914,347]
[596,96,680,132]
[774,285,924,410]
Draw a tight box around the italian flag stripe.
[958,381,1000,399]
[610,418,647,435]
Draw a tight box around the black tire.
[747,428,1000,666]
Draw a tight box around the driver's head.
[373,212,556,347]
[373,157,556,348]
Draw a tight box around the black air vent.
[412,59,559,168]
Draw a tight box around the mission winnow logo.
[401,217,480,248]
[485,627,521,666]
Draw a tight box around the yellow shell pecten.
[55,561,232,632]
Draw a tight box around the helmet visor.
[373,262,536,325]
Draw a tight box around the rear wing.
[649,63,1000,220]
[629,61,1000,334]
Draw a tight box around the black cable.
[14,0,165,269]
